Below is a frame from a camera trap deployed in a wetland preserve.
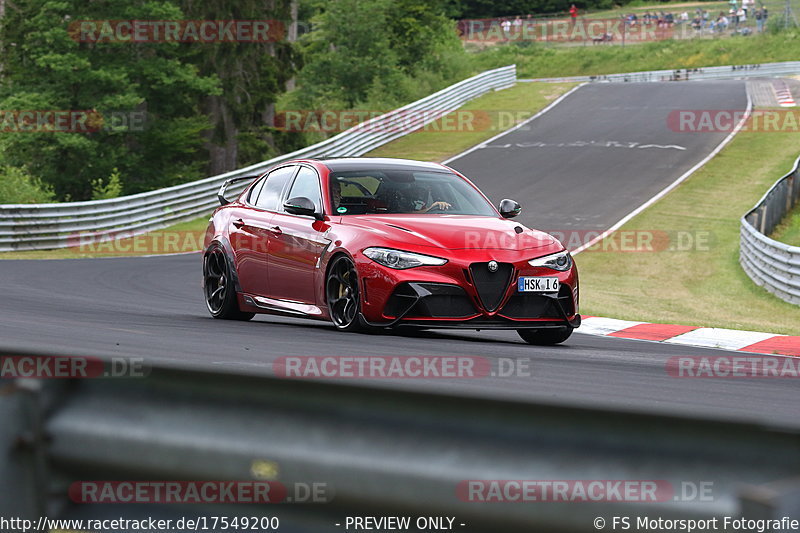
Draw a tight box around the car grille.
[469,262,514,312]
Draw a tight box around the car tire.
[517,327,573,345]
[326,255,371,333]
[203,244,255,321]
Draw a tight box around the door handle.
[232,218,245,229]
[268,225,283,235]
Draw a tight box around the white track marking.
[441,83,587,165]
[572,89,754,255]
[665,328,780,351]
[577,317,644,336]
[773,80,797,107]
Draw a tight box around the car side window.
[254,166,296,211]
[247,176,266,204]
[285,166,322,213]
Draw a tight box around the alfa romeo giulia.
[203,157,580,344]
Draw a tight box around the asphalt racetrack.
[5,81,790,425]
[448,81,747,234]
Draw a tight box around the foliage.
[180,0,302,170]
[288,0,471,112]
[91,168,124,200]
[0,0,220,201]
[0,165,56,204]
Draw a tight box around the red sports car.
[203,158,580,345]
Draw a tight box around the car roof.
[312,157,447,173]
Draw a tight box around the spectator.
[680,11,690,23]
[737,7,746,27]
[513,15,523,35]
[569,4,578,24]
[501,18,512,40]
[730,8,738,27]
[717,12,729,31]
[755,7,765,31]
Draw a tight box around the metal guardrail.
[741,155,800,305]
[0,65,517,252]
[520,60,800,83]
[2,354,800,527]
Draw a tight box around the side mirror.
[499,198,522,219]
[284,197,322,220]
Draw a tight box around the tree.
[0,0,220,200]
[290,0,470,113]
[294,0,401,109]
[180,0,301,174]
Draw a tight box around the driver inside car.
[408,185,452,213]
[378,185,452,214]
[331,179,342,210]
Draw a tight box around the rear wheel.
[326,255,368,332]
[517,327,573,345]
[203,245,255,321]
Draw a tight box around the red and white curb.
[577,316,800,357]
[772,80,797,108]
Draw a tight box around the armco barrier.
[0,65,516,252]
[2,353,800,524]
[520,60,800,83]
[740,155,800,305]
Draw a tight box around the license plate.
[518,276,559,293]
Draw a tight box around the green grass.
[470,29,800,78]
[771,207,800,246]
[588,1,726,17]
[576,129,800,335]
[367,82,577,161]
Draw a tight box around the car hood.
[339,215,560,252]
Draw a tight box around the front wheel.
[517,327,573,345]
[203,245,255,321]
[326,255,370,332]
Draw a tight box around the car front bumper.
[356,250,580,330]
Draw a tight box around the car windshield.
[329,169,497,216]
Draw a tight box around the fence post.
[0,380,49,516]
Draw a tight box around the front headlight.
[363,247,447,270]
[528,250,572,271]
